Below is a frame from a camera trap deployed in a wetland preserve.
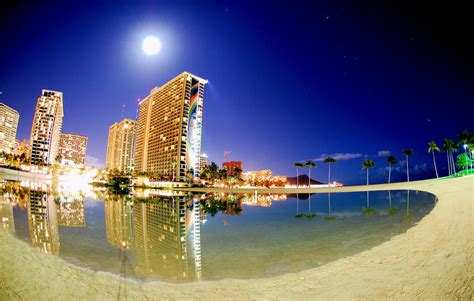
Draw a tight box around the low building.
[242,169,287,187]
[222,161,243,177]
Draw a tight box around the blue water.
[0,186,435,282]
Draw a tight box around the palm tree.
[443,138,453,175]
[293,162,304,188]
[448,139,458,174]
[304,160,316,187]
[362,159,375,216]
[428,141,440,178]
[323,157,336,186]
[232,167,242,179]
[362,159,375,185]
[387,155,398,183]
[402,149,414,182]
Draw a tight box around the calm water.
[0,184,436,282]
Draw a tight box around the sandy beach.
[1,175,473,300]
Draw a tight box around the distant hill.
[286,174,323,185]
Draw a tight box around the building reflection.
[0,193,15,233]
[27,190,59,255]
[242,193,287,207]
[133,193,202,281]
[56,197,85,227]
[104,194,134,249]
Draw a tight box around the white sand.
[1,176,473,300]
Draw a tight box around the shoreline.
[1,175,473,299]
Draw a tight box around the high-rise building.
[222,161,243,177]
[105,118,137,173]
[0,103,20,154]
[199,154,208,169]
[135,72,207,181]
[29,90,64,165]
[58,133,88,167]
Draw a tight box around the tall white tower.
[29,90,64,165]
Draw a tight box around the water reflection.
[133,194,202,281]
[28,190,60,255]
[0,182,436,282]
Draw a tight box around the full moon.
[142,35,162,56]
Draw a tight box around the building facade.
[222,161,243,177]
[134,72,207,181]
[105,118,137,173]
[58,133,88,167]
[29,90,64,165]
[199,154,208,169]
[0,103,20,154]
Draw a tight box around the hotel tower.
[0,103,20,154]
[29,90,64,165]
[105,118,137,173]
[135,72,207,181]
[58,133,88,167]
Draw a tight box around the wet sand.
[1,175,473,300]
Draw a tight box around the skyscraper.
[58,133,88,167]
[0,103,20,154]
[29,90,64,165]
[105,118,136,173]
[135,72,207,182]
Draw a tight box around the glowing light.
[142,35,162,56]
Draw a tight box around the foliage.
[362,159,375,170]
[404,212,414,221]
[456,153,472,169]
[427,141,440,153]
[387,207,399,216]
[362,207,375,217]
[402,148,414,157]
[323,157,336,164]
[387,155,398,165]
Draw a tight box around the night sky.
[1,1,472,185]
